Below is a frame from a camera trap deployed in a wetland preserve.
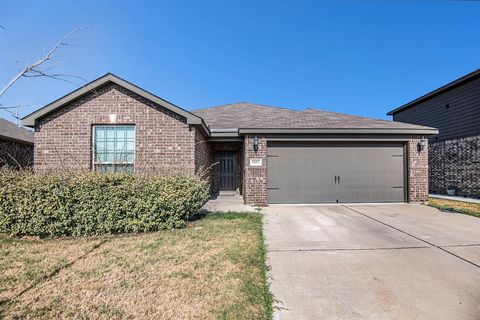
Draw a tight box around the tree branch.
[23,70,88,86]
[0,28,83,99]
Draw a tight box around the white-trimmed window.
[93,125,135,173]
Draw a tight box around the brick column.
[408,136,429,203]
[243,134,268,206]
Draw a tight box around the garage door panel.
[268,156,337,189]
[338,186,405,203]
[269,155,342,172]
[267,142,405,203]
[268,173,335,189]
[267,188,338,204]
[340,173,404,187]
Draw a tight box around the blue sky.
[1,0,479,123]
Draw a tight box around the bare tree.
[0,28,88,122]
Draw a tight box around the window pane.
[118,153,127,163]
[106,141,115,152]
[126,127,135,140]
[105,152,116,162]
[96,127,105,139]
[126,152,135,162]
[94,126,135,171]
[95,152,106,162]
[116,152,127,163]
[116,141,127,152]
[120,128,127,140]
[96,141,105,152]
[106,127,115,139]
[126,141,135,152]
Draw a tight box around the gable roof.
[193,102,437,134]
[387,69,480,115]
[0,118,34,144]
[20,73,437,137]
[21,73,207,133]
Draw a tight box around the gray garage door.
[267,142,405,203]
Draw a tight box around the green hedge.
[0,170,209,237]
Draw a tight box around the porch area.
[210,141,244,197]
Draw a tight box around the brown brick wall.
[34,83,196,174]
[194,129,214,190]
[429,135,480,198]
[0,139,33,169]
[407,136,429,203]
[243,134,267,206]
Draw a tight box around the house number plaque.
[250,159,262,167]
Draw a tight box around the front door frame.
[216,151,238,192]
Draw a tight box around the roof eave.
[0,134,34,145]
[238,128,439,135]
[210,131,240,138]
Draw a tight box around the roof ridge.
[302,107,396,123]
[191,102,249,112]
[192,102,302,113]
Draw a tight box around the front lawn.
[428,197,480,218]
[0,212,272,319]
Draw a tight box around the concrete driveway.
[263,204,480,320]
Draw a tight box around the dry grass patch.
[0,212,272,319]
[0,235,103,304]
[429,197,480,218]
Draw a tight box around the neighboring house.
[388,69,480,199]
[0,118,34,168]
[22,73,437,206]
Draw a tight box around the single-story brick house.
[0,118,34,168]
[388,69,480,198]
[22,73,437,206]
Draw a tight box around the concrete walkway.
[430,193,480,204]
[202,193,257,212]
[263,204,480,320]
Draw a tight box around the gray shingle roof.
[192,102,434,131]
[0,118,34,144]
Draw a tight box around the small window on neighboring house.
[93,125,135,173]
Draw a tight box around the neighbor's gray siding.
[393,75,480,141]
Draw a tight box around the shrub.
[0,169,209,237]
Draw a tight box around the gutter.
[238,128,439,135]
